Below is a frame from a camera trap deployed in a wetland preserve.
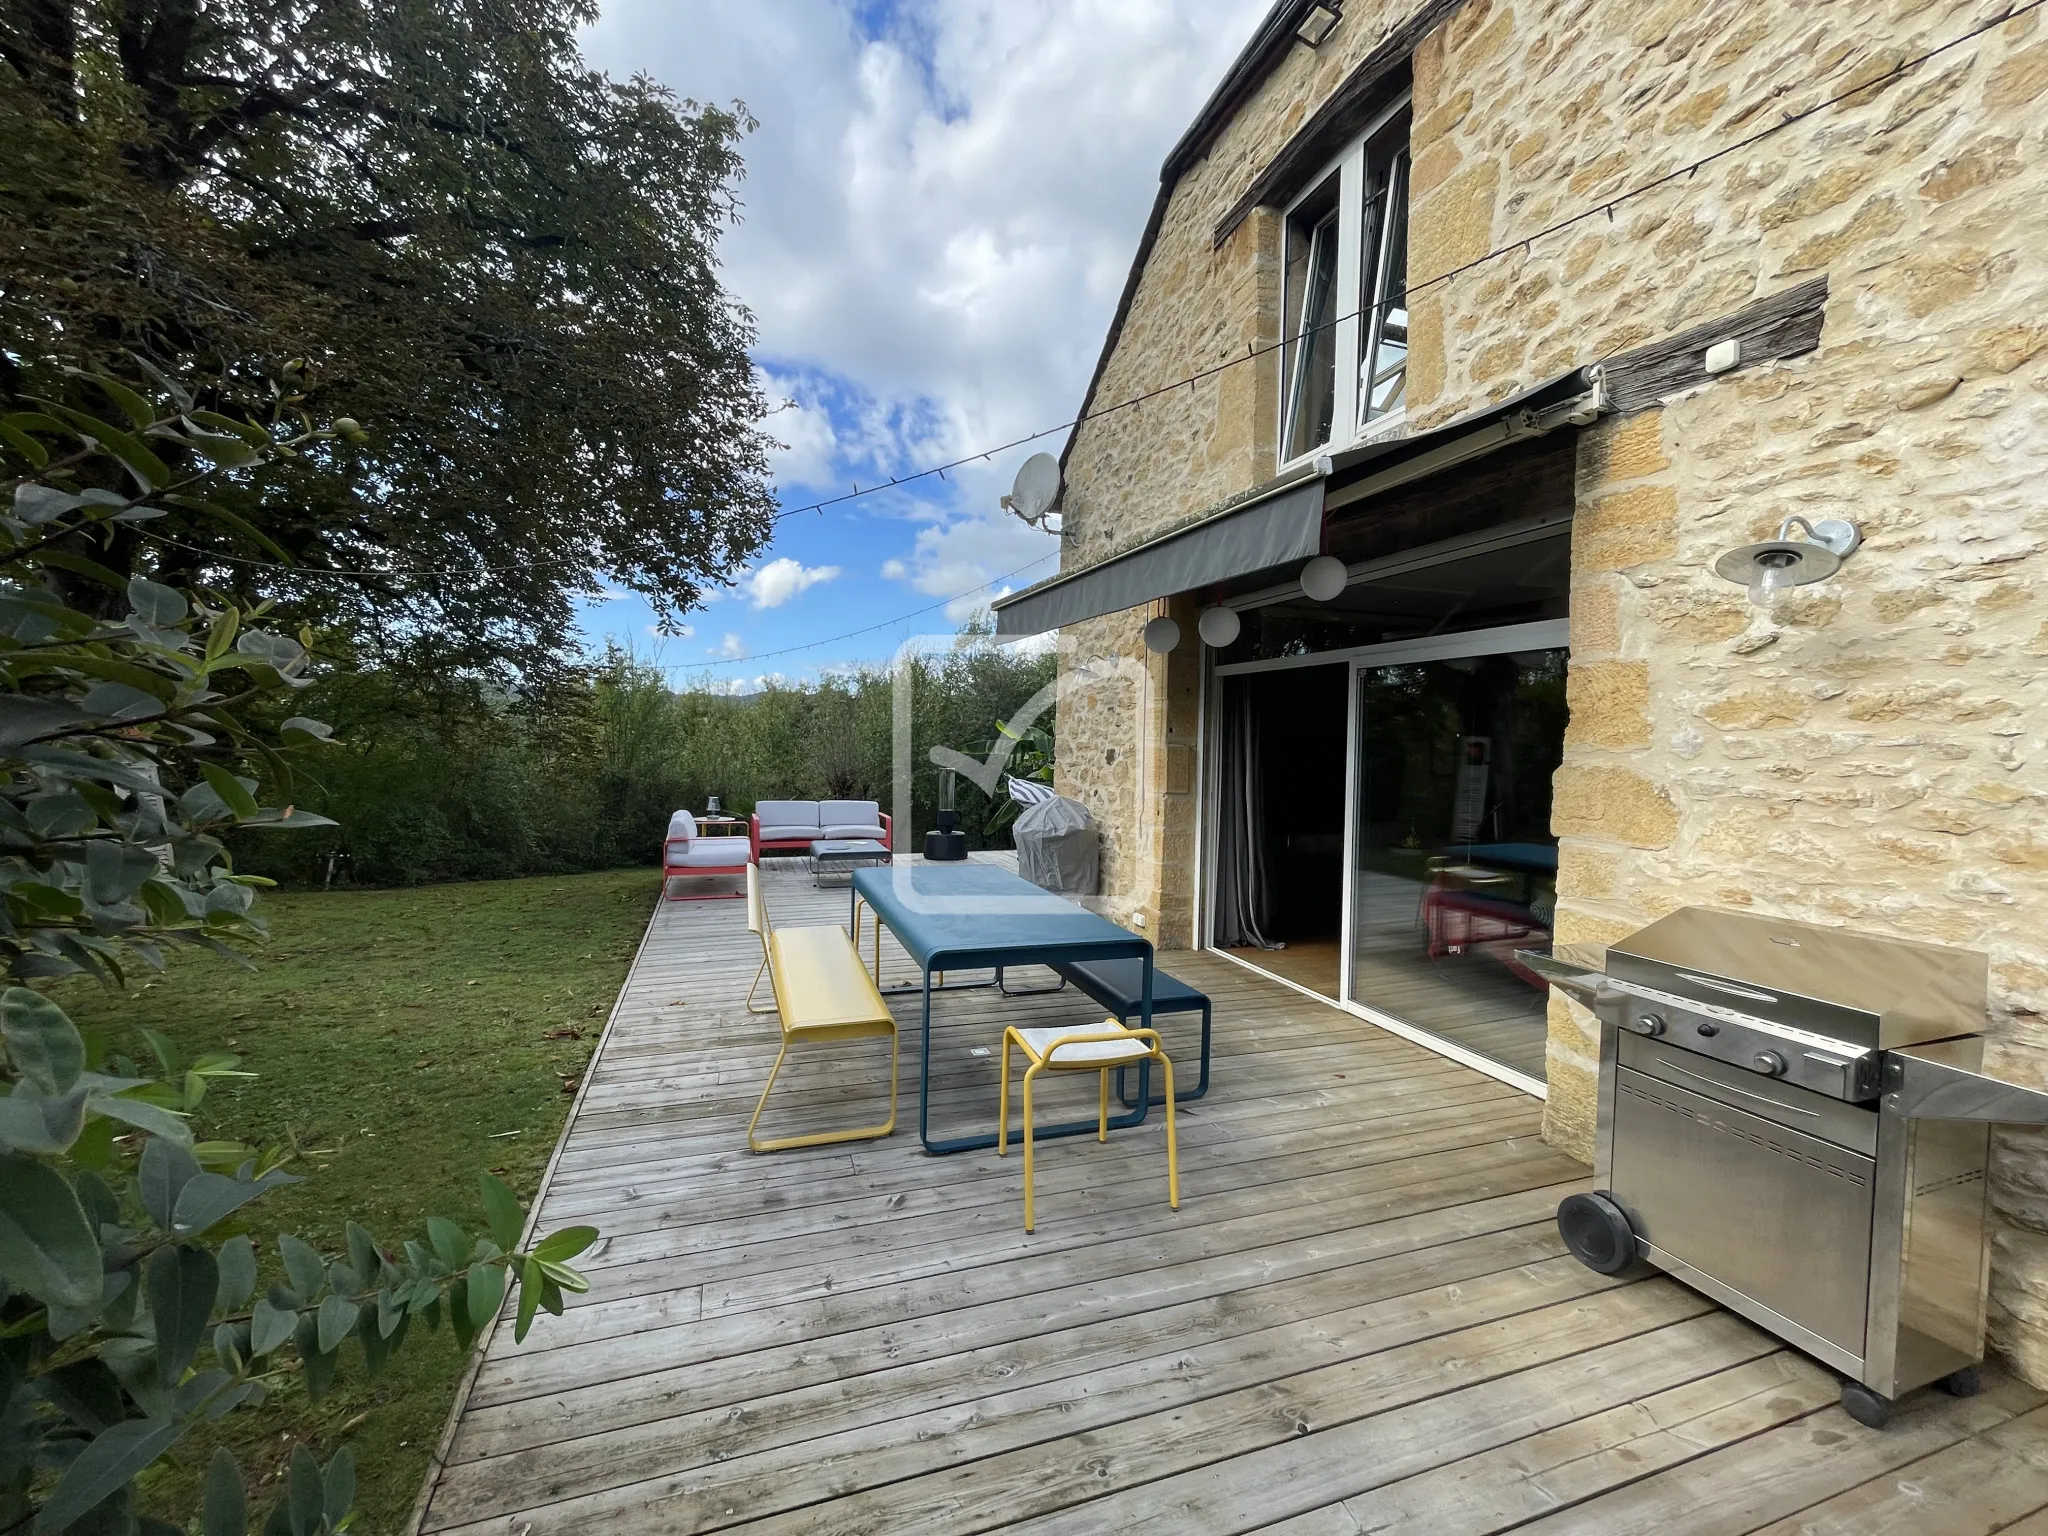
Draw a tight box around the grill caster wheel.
[1557,1192,1639,1276]
[1841,1382,1893,1429]
[1941,1366,1982,1398]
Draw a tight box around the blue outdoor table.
[851,861,1155,1154]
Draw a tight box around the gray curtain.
[1212,679,1281,949]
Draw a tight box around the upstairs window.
[1281,176,1341,461]
[1276,98,1412,468]
[1358,125,1410,425]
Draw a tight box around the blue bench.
[1003,956,1211,1107]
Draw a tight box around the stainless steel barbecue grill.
[1525,907,2048,1428]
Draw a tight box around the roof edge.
[1159,0,1324,184]
[1056,0,1464,497]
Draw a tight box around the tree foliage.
[1,0,776,672]
[229,643,1063,888]
[0,381,594,1533]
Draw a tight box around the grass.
[54,868,655,1534]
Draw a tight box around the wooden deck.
[412,855,2048,1534]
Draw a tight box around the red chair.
[663,810,750,900]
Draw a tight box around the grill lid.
[1604,907,1986,1049]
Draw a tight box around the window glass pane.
[1362,149,1409,422]
[1349,647,1566,1082]
[1282,186,1340,461]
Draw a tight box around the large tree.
[0,0,776,671]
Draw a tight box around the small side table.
[812,838,891,886]
[696,815,747,837]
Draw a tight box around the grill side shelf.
[1886,1038,2048,1122]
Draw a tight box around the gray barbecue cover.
[1014,795,1099,896]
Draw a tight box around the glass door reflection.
[1347,648,1566,1083]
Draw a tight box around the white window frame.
[1275,92,1412,473]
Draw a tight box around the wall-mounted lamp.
[1295,3,1342,47]
[1142,616,1182,653]
[1197,605,1241,648]
[1714,515,1862,608]
[1300,555,1349,602]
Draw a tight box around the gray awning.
[993,474,1323,637]
[995,365,1603,639]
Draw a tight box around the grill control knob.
[1752,1050,1788,1077]
[1633,1013,1666,1037]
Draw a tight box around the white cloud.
[712,632,747,659]
[582,0,1271,609]
[886,512,1060,621]
[758,368,843,491]
[742,556,842,608]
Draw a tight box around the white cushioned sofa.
[749,799,892,860]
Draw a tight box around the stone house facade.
[993,0,2048,1382]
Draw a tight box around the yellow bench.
[745,864,899,1152]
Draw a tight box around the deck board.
[410,856,2048,1534]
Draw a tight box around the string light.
[41,0,2037,672]
[767,0,2043,524]
[647,552,1059,670]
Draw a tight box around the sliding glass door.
[1343,642,1566,1086]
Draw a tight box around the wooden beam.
[1601,277,1829,415]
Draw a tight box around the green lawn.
[55,868,654,1534]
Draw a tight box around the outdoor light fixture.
[1197,605,1242,648]
[1713,515,1863,608]
[1142,616,1182,653]
[1295,3,1341,47]
[925,766,968,860]
[1300,555,1349,602]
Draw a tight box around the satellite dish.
[1002,453,1062,528]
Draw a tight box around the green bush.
[237,642,1059,888]
[0,373,596,1534]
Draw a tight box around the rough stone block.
[1986,42,2048,110]
[1410,161,1500,284]
[1702,686,1812,730]
[1573,483,1678,573]
[1558,841,1621,902]
[1412,88,1473,151]
[1919,135,2024,202]
[1566,661,1652,749]
[1570,581,1621,656]
[1542,990,1598,1163]
[1579,410,1669,485]
[1554,900,1645,946]
[1410,135,1463,200]
[1553,765,1678,849]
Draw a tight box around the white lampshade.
[1196,605,1242,648]
[1141,616,1181,653]
[1300,555,1349,602]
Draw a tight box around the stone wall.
[1402,0,2048,1381]
[1055,0,2048,1379]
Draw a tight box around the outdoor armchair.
[662,810,749,900]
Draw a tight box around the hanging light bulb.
[1141,616,1181,653]
[1197,605,1241,648]
[1300,555,1349,602]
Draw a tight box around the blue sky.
[575,0,1270,689]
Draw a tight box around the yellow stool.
[997,1021,1178,1232]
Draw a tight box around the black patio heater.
[925,767,967,861]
